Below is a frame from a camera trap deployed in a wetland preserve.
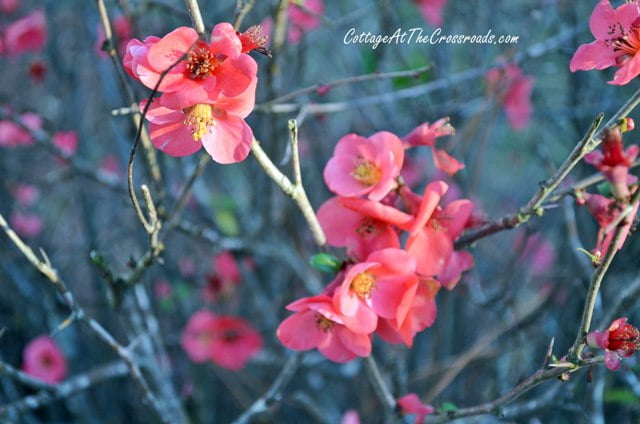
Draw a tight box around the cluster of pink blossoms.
[0,5,48,83]
[124,23,267,164]
[278,121,476,362]
[577,119,639,260]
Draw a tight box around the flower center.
[185,41,221,80]
[315,314,333,332]
[350,272,376,298]
[184,104,216,141]
[356,218,381,239]
[351,159,381,186]
[613,25,640,61]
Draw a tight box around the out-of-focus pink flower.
[486,64,534,130]
[98,154,121,181]
[413,0,447,27]
[214,251,241,283]
[277,294,371,362]
[22,336,67,384]
[585,126,639,200]
[52,131,78,156]
[14,184,39,206]
[324,132,404,201]
[28,60,47,83]
[341,410,360,424]
[124,24,257,109]
[587,318,640,371]
[0,112,42,147]
[288,0,324,43]
[95,15,133,58]
[570,0,640,85]
[0,0,19,14]
[334,249,419,335]
[203,253,242,302]
[515,232,555,277]
[181,310,262,370]
[154,279,173,300]
[318,196,413,261]
[403,118,463,176]
[178,257,196,277]
[10,211,43,237]
[4,10,47,56]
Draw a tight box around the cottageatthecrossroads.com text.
[343,27,520,49]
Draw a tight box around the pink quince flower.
[0,112,42,147]
[14,184,39,206]
[4,10,47,56]
[397,393,435,424]
[413,0,447,27]
[124,24,257,109]
[142,85,255,163]
[585,126,639,200]
[317,196,414,260]
[377,278,440,347]
[277,294,371,363]
[587,318,640,371]
[570,0,640,85]
[154,279,173,300]
[515,232,555,277]
[333,249,419,335]
[22,336,67,384]
[324,132,404,201]
[10,211,43,237]
[52,131,78,157]
[405,181,474,277]
[181,310,262,370]
[288,0,324,44]
[95,14,133,58]
[203,252,242,302]
[403,118,463,176]
[0,0,19,14]
[486,64,534,130]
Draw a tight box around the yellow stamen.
[315,314,333,332]
[184,104,216,141]
[351,272,376,298]
[351,160,382,186]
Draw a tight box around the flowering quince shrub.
[278,124,474,361]
[5,1,640,423]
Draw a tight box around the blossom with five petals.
[570,0,640,85]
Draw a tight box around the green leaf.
[309,253,343,274]
[440,402,458,412]
[597,182,613,198]
[604,388,639,405]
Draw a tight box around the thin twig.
[260,65,432,108]
[184,0,206,36]
[0,361,128,416]
[568,188,640,361]
[433,357,603,422]
[0,213,168,423]
[233,0,255,30]
[230,353,303,424]
[364,356,397,415]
